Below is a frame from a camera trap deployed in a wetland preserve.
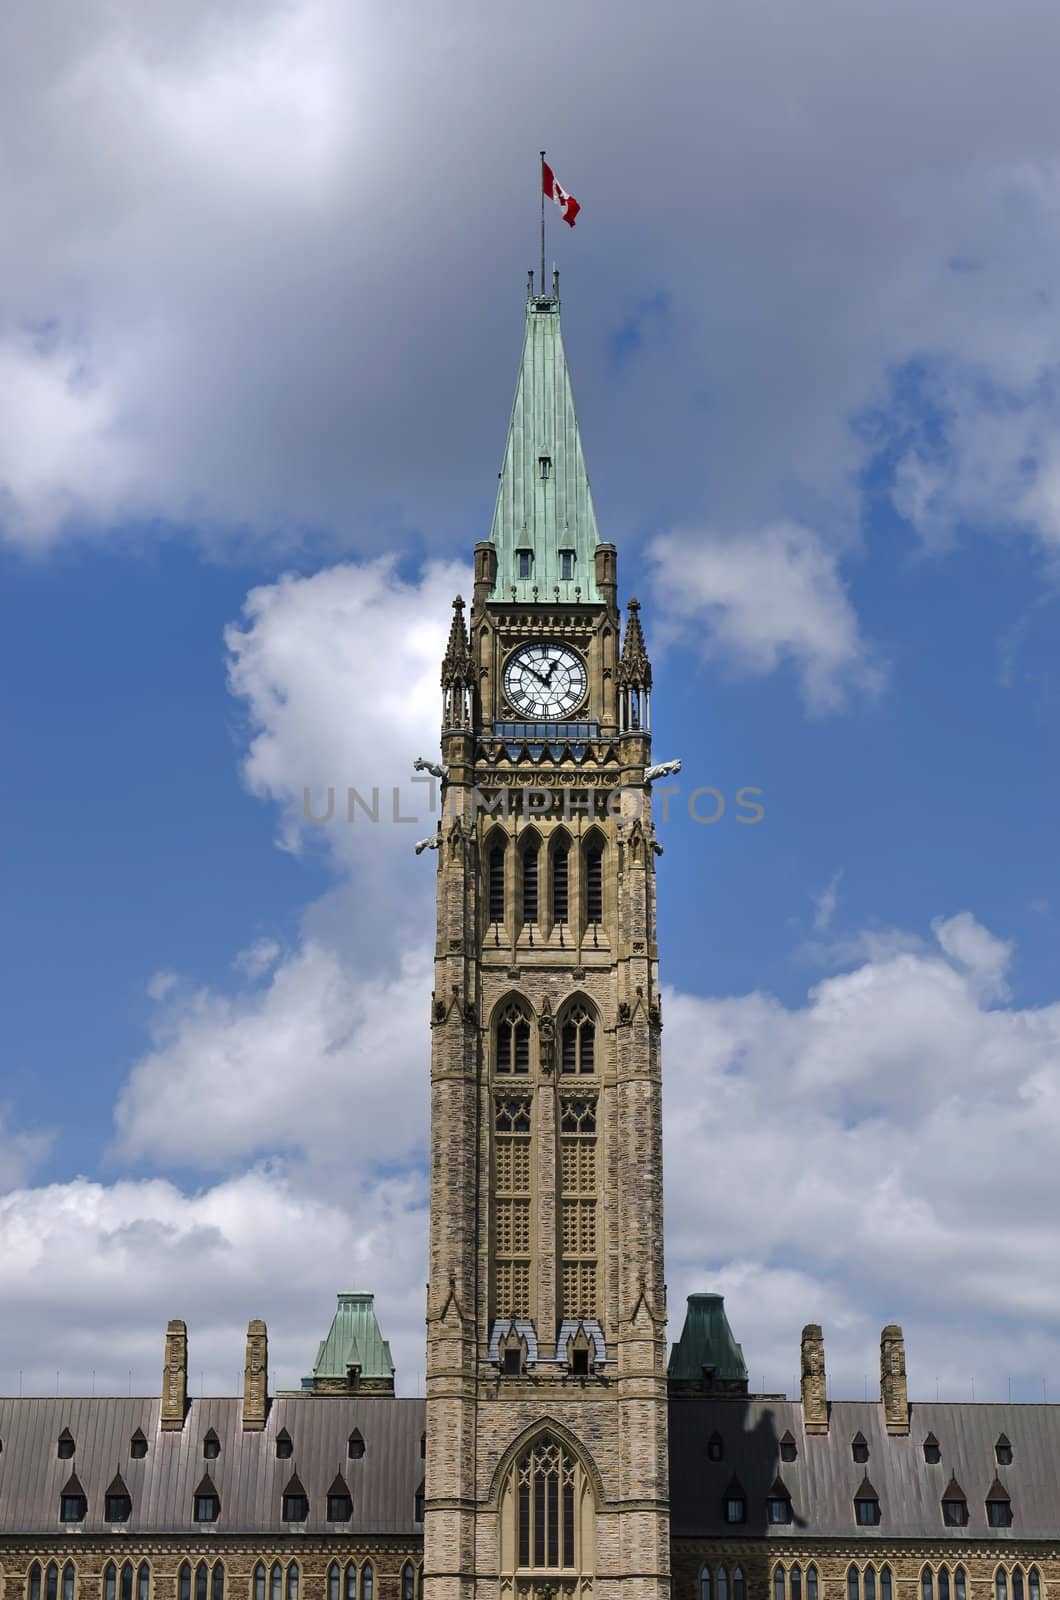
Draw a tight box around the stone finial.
[618,598,652,689]
[160,1319,188,1431]
[800,1323,828,1434]
[243,1318,269,1431]
[880,1323,910,1434]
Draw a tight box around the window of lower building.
[253,1566,265,1600]
[178,1566,190,1600]
[848,1567,860,1600]
[64,1567,77,1600]
[194,1565,207,1600]
[401,1567,415,1600]
[923,1568,935,1600]
[996,1574,1009,1600]
[775,1570,785,1600]
[806,1569,818,1600]
[285,1564,299,1600]
[361,1564,373,1600]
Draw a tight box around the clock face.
[503,642,588,718]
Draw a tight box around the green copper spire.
[301,1291,396,1394]
[668,1293,749,1390]
[488,274,601,604]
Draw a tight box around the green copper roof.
[301,1293,395,1387]
[488,283,601,604]
[668,1293,748,1382]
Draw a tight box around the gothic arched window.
[700,1570,712,1600]
[552,840,570,924]
[361,1563,373,1600]
[996,1573,1009,1600]
[496,1001,530,1074]
[561,1003,595,1074]
[791,1566,802,1600]
[401,1567,414,1600]
[774,1570,785,1600]
[521,838,540,926]
[488,841,506,924]
[517,1437,578,1569]
[882,1569,894,1600]
[178,1568,190,1600]
[584,841,603,926]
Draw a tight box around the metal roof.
[487,284,601,605]
[669,1295,748,1384]
[303,1294,395,1387]
[0,1396,424,1538]
[669,1398,1060,1541]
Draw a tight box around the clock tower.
[424,273,670,1600]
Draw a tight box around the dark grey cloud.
[4,0,1060,562]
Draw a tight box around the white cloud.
[664,911,1060,1397]
[813,869,843,932]
[115,937,430,1173]
[6,0,1060,601]
[0,1167,426,1396]
[647,524,884,713]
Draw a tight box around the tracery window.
[559,1098,597,1320]
[401,1566,415,1600]
[561,1004,595,1074]
[494,1097,533,1317]
[518,1438,577,1569]
[495,1002,531,1074]
[65,1568,78,1600]
[178,1568,191,1600]
[849,1567,892,1600]
[505,1433,598,1580]
[361,1563,373,1600]
[807,1568,818,1600]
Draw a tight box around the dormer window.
[502,1348,522,1376]
[995,1434,1013,1466]
[723,1476,746,1523]
[942,1477,968,1525]
[986,1480,1012,1526]
[106,1474,132,1523]
[345,1364,361,1391]
[282,1477,309,1523]
[57,1430,75,1461]
[517,549,533,579]
[851,1431,869,1463]
[538,455,552,481]
[276,1429,293,1460]
[130,1430,148,1460]
[193,1477,220,1523]
[707,1432,724,1463]
[59,1476,87,1523]
[923,1433,941,1464]
[570,1347,590,1376]
[348,1430,365,1460]
[560,550,575,580]
[326,1485,352,1523]
[767,1477,792,1523]
[780,1431,798,1463]
[202,1430,220,1460]
[854,1477,881,1525]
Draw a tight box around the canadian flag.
[542,160,580,227]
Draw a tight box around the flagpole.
[540,149,546,295]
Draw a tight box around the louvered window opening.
[559,1098,597,1320]
[489,844,505,923]
[552,847,569,923]
[494,1097,533,1318]
[522,844,539,924]
[585,846,603,924]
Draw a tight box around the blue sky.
[3,0,1060,1403]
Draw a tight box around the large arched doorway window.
[498,1433,596,1596]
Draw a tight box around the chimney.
[243,1318,269,1431]
[160,1319,188,1431]
[880,1324,910,1434]
[472,541,497,612]
[594,542,618,615]
[800,1324,828,1434]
